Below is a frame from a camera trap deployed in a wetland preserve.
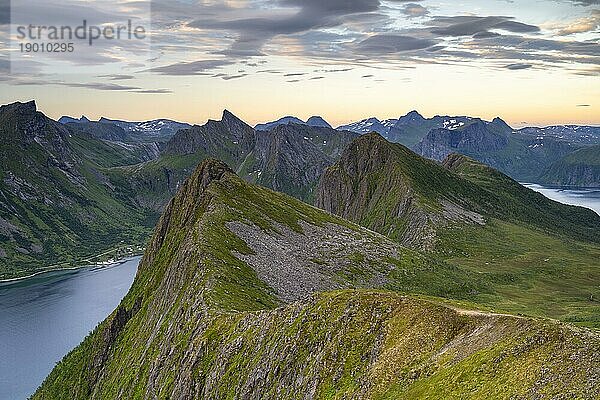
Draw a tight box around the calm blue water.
[0,257,139,399]
[522,183,600,215]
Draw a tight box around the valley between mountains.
[0,100,599,398]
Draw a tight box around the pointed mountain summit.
[35,156,600,399]
[124,110,357,208]
[396,110,426,125]
[221,109,254,137]
[316,132,599,249]
[490,116,513,132]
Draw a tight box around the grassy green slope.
[0,102,157,279]
[316,134,600,326]
[317,133,599,245]
[34,159,600,399]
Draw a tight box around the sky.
[0,0,598,127]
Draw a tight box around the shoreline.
[0,253,143,284]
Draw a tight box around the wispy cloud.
[505,63,533,70]
[551,9,600,35]
[98,74,135,81]
[150,60,234,76]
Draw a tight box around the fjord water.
[523,183,600,215]
[0,257,140,399]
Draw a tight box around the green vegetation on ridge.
[0,102,158,279]
[34,160,600,399]
[316,133,600,326]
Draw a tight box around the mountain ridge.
[33,158,600,399]
[255,115,333,131]
[0,101,157,279]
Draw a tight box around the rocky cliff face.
[315,133,486,251]
[413,120,510,161]
[539,145,600,187]
[0,101,156,278]
[249,124,357,201]
[316,133,600,251]
[34,159,600,399]
[125,112,357,209]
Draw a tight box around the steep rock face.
[413,120,510,161]
[34,159,600,399]
[0,101,156,278]
[251,126,333,200]
[163,110,255,161]
[315,133,600,251]
[124,113,357,209]
[539,145,600,187]
[66,121,128,142]
[247,124,357,201]
[315,133,483,250]
[1,101,80,178]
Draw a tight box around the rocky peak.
[139,158,235,271]
[221,109,254,139]
[189,158,233,191]
[490,117,513,133]
[398,110,425,125]
[306,116,332,128]
[222,109,249,128]
[337,132,393,173]
[0,100,38,117]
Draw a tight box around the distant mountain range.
[3,100,600,397]
[255,115,332,131]
[59,110,600,186]
[1,100,598,280]
[337,111,485,147]
[518,125,600,145]
[59,115,191,143]
[337,111,599,184]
